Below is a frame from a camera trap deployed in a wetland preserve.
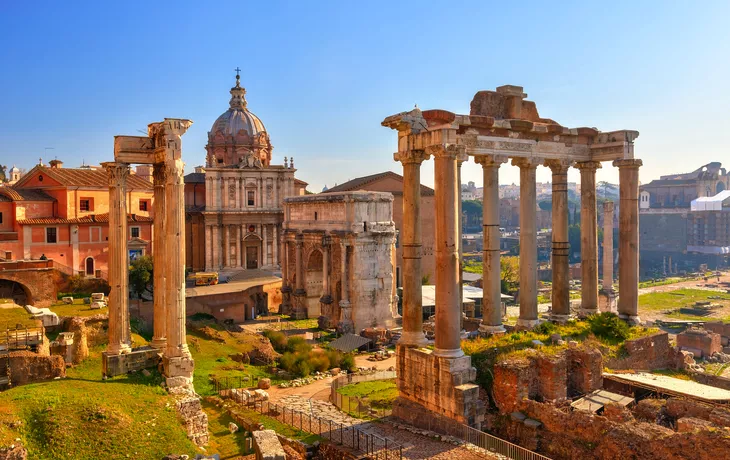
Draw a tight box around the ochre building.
[185,75,307,272]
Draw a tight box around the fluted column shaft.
[615,159,643,322]
[576,161,601,315]
[513,158,539,328]
[103,162,132,355]
[151,163,167,349]
[394,150,430,347]
[476,155,507,333]
[546,160,572,321]
[603,201,615,291]
[429,144,464,357]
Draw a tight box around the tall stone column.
[603,201,615,291]
[280,236,292,313]
[258,178,263,209]
[205,224,212,271]
[428,144,464,358]
[457,152,468,323]
[475,155,507,334]
[614,159,642,324]
[512,157,540,329]
[236,225,242,267]
[576,161,601,316]
[394,149,430,347]
[263,224,268,267]
[150,163,167,349]
[156,121,195,388]
[321,234,332,303]
[293,233,306,318]
[337,242,354,333]
[102,162,132,355]
[224,225,230,268]
[273,225,279,266]
[546,160,572,322]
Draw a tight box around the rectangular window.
[0,212,3,224]
[79,199,90,212]
[139,200,149,211]
[130,227,140,238]
[247,191,255,206]
[46,227,57,243]
[90,226,102,242]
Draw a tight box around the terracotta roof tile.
[17,213,152,225]
[327,171,434,196]
[19,166,153,190]
[0,187,55,202]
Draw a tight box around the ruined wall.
[64,315,108,364]
[8,351,65,385]
[175,395,209,447]
[567,347,603,395]
[605,332,680,370]
[676,329,722,358]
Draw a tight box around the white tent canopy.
[691,190,730,211]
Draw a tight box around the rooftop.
[604,372,730,403]
[327,171,435,196]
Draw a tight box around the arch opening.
[0,279,32,306]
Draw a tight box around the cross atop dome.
[229,67,247,109]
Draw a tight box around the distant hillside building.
[0,160,154,276]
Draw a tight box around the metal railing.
[0,326,44,351]
[330,370,397,419]
[212,374,261,393]
[462,424,551,460]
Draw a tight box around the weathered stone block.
[252,429,285,460]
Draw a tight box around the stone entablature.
[282,191,398,332]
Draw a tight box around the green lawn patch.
[228,406,321,444]
[0,305,40,330]
[639,289,730,312]
[202,400,252,459]
[336,379,398,411]
[49,302,108,319]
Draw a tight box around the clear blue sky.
[1,1,729,192]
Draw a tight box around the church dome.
[210,75,266,137]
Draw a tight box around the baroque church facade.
[185,74,307,272]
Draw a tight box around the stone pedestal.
[393,345,485,429]
[476,155,507,334]
[614,159,642,324]
[546,160,572,322]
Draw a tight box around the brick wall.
[676,329,722,357]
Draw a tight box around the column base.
[106,343,132,355]
[163,353,195,390]
[398,330,429,348]
[478,324,506,335]
[578,308,599,318]
[548,314,573,324]
[619,314,642,326]
[515,318,540,330]
[149,338,167,350]
[432,347,465,358]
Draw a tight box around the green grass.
[638,277,686,289]
[336,379,398,410]
[0,305,40,330]
[49,302,108,318]
[228,406,321,444]
[202,400,253,459]
[639,289,730,312]
[0,345,199,459]
[650,369,692,380]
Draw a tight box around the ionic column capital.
[474,154,508,168]
[574,160,602,172]
[425,143,464,160]
[613,158,643,169]
[544,159,573,174]
[511,157,541,170]
[394,149,430,165]
[101,162,130,187]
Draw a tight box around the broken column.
[546,159,572,322]
[150,162,167,349]
[576,161,601,316]
[476,155,507,334]
[513,157,540,329]
[103,162,132,355]
[614,159,642,324]
[395,149,429,347]
[600,201,617,312]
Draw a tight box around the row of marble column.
[103,160,191,365]
[205,175,295,210]
[204,223,279,270]
[396,149,643,352]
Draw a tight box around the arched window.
[85,257,95,276]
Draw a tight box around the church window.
[46,227,57,243]
[248,191,255,206]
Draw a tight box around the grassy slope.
[0,342,199,459]
[0,305,41,330]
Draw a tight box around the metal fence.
[330,370,397,419]
[218,385,403,459]
[212,374,261,393]
[462,424,551,460]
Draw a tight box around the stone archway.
[243,234,262,269]
[0,278,33,306]
[305,249,323,317]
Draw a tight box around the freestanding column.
[576,161,601,316]
[457,152,468,322]
[236,225,242,267]
[150,163,167,349]
[321,234,332,304]
[546,160,572,322]
[294,233,304,295]
[603,201,615,291]
[614,159,642,324]
[204,224,212,271]
[337,242,354,333]
[512,158,540,329]
[394,149,430,347]
[223,225,230,268]
[103,162,132,355]
[428,144,464,358]
[475,155,507,334]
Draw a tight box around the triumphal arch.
[102,118,195,390]
[383,85,641,429]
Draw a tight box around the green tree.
[500,256,520,294]
[538,199,552,211]
[129,255,153,299]
[0,165,6,183]
[568,224,581,262]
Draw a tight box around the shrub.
[341,353,356,372]
[534,321,557,335]
[262,330,288,353]
[325,350,343,369]
[309,352,330,373]
[286,336,310,353]
[280,352,296,372]
[587,312,630,342]
[294,360,311,377]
